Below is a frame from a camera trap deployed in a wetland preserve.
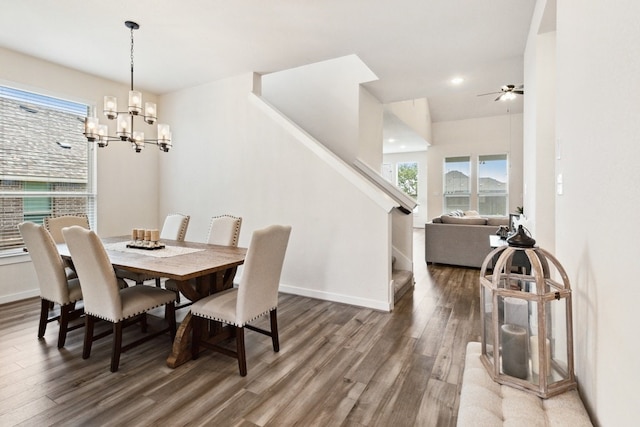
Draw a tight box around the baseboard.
[0,289,39,305]
[278,283,392,312]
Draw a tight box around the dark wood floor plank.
[0,229,484,426]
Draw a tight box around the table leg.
[165,275,209,368]
[165,268,238,368]
[166,311,193,368]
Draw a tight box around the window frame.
[443,156,471,213]
[477,153,509,216]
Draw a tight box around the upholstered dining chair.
[165,214,242,307]
[44,214,90,244]
[44,214,90,279]
[63,225,177,372]
[191,224,291,376]
[117,213,190,287]
[18,222,84,348]
[160,213,190,241]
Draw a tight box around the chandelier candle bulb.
[117,116,130,139]
[128,90,142,114]
[158,124,170,141]
[132,132,144,152]
[144,102,156,124]
[103,96,117,119]
[84,117,99,141]
[97,124,109,147]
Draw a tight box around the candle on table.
[501,324,528,379]
[144,229,151,241]
[150,229,160,242]
[131,228,137,241]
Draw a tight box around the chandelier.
[83,21,172,153]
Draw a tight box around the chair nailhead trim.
[192,306,276,327]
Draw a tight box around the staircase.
[392,256,414,302]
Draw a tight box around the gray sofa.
[425,215,508,268]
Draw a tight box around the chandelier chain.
[130,27,135,90]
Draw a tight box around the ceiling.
[0,0,535,129]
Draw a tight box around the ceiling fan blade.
[477,91,501,97]
[513,90,524,95]
[494,95,503,101]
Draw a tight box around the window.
[443,156,470,212]
[397,162,418,199]
[0,86,95,255]
[478,154,508,216]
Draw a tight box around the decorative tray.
[126,242,166,250]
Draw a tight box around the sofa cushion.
[441,215,487,225]
[487,217,509,226]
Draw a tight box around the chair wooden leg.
[83,315,95,359]
[140,313,148,333]
[38,299,49,339]
[155,278,162,287]
[111,322,123,372]
[191,316,202,360]
[166,303,176,339]
[270,309,280,352]
[236,326,247,376]
[57,304,71,348]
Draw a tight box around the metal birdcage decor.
[479,226,576,398]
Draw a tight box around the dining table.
[57,235,247,368]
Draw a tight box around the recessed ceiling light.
[450,77,464,85]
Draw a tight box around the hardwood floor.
[0,229,481,426]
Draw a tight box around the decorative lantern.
[479,226,576,398]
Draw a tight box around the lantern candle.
[530,336,551,376]
[504,297,529,331]
[501,324,528,379]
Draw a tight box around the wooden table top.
[58,235,247,282]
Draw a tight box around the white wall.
[358,86,384,170]
[0,47,160,303]
[386,98,433,143]
[260,54,378,164]
[428,114,524,221]
[523,18,557,250]
[159,72,395,310]
[549,0,640,424]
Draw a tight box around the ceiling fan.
[478,84,524,101]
